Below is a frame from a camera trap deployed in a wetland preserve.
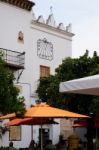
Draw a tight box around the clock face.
[37,38,53,61]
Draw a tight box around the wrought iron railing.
[0,48,25,69]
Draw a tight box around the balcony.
[0,48,25,70]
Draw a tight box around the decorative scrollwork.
[37,38,53,61]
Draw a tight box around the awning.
[59,74,99,95]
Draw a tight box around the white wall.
[50,119,60,144]
[0,1,74,147]
[0,1,73,96]
[19,23,72,96]
[0,2,31,52]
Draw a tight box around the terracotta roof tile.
[0,0,35,11]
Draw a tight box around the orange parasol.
[4,116,59,150]
[73,119,88,128]
[72,123,88,127]
[0,113,16,120]
[0,103,89,150]
[4,117,58,126]
[0,103,89,120]
[23,103,89,118]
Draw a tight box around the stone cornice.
[0,0,35,11]
[31,20,75,39]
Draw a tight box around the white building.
[0,0,74,148]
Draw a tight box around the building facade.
[0,0,74,148]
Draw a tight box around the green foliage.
[36,50,99,115]
[0,147,9,150]
[89,97,99,114]
[96,138,99,150]
[0,51,26,115]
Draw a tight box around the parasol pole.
[31,125,33,140]
[41,124,43,150]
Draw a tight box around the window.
[40,65,50,77]
[9,126,21,141]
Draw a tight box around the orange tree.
[0,51,25,115]
[37,50,99,115]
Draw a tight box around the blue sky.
[33,0,99,58]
